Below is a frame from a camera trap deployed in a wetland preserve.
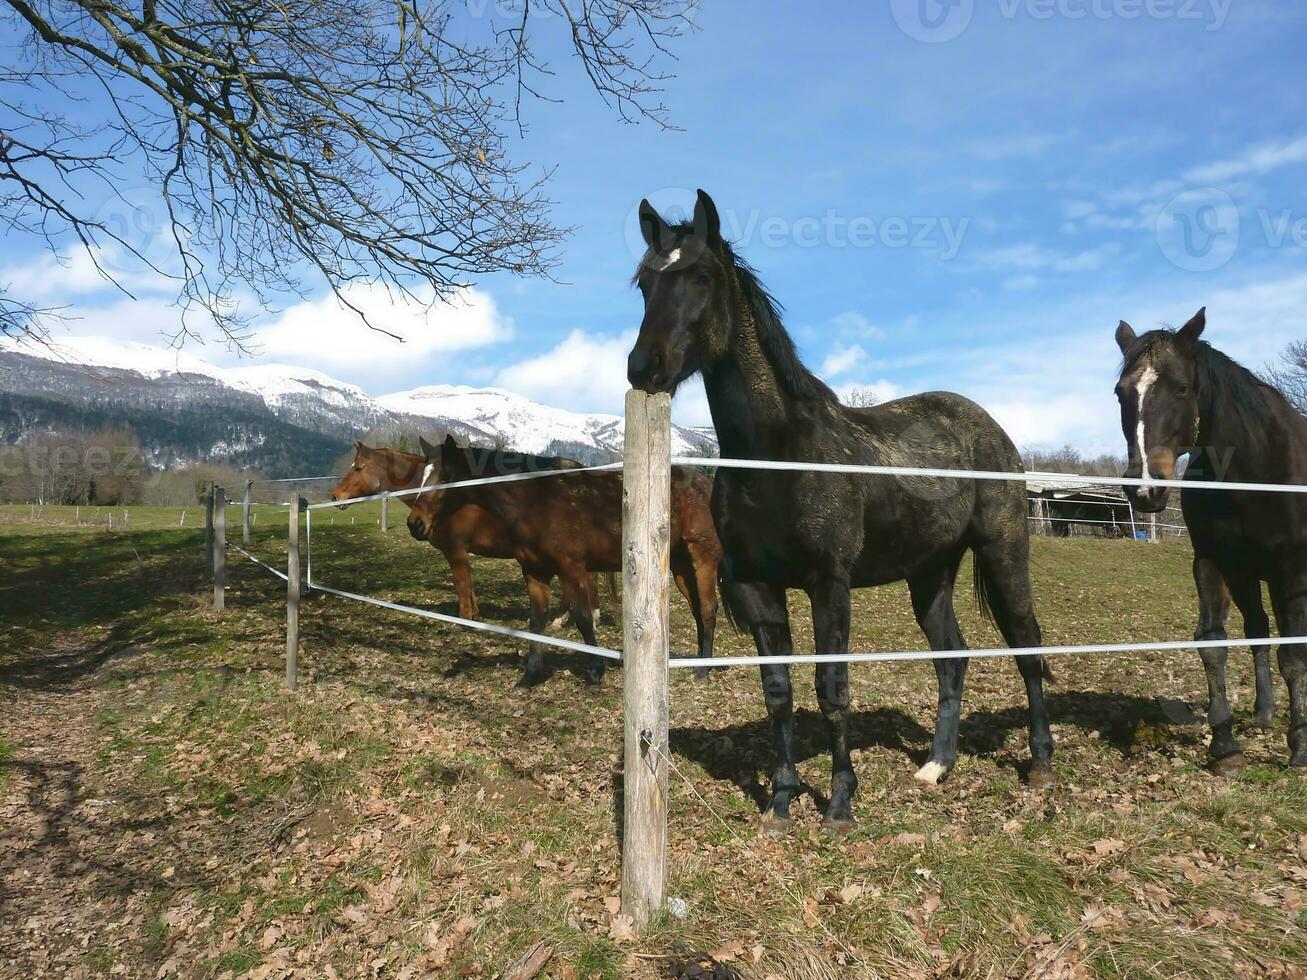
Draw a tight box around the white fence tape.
[227,542,289,582]
[223,458,1307,675]
[667,634,1307,670]
[674,456,1307,496]
[307,582,623,661]
[309,461,624,511]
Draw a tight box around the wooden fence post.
[620,389,672,931]
[204,484,215,570]
[243,479,254,546]
[381,494,389,533]
[213,491,226,612]
[286,496,302,689]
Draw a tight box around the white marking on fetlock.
[914,760,947,784]
[547,611,570,631]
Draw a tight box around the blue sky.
[4,1,1306,453]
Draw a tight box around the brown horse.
[331,442,606,621]
[412,434,722,687]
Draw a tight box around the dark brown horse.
[1115,309,1307,771]
[331,442,597,621]
[626,191,1053,832]
[413,434,723,687]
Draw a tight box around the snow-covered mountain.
[0,335,715,475]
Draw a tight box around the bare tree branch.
[1265,339,1307,415]
[0,0,693,350]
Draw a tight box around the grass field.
[1,503,1304,979]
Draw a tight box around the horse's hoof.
[1027,760,1056,789]
[913,760,950,786]
[760,814,794,837]
[1288,751,1307,769]
[516,672,548,690]
[585,671,605,687]
[1209,753,1246,777]
[1253,711,1276,730]
[821,815,855,837]
[691,667,711,684]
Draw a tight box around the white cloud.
[494,328,636,416]
[1185,136,1307,184]
[820,341,868,378]
[828,310,887,340]
[965,132,1067,161]
[974,242,1116,275]
[252,283,512,372]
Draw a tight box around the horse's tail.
[973,556,1054,684]
[717,560,746,635]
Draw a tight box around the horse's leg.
[1270,583,1307,767]
[1193,556,1243,773]
[672,544,716,683]
[1226,572,1276,728]
[726,578,799,829]
[443,546,479,620]
[973,538,1055,786]
[808,578,857,831]
[908,559,969,785]
[518,569,554,688]
[561,564,606,685]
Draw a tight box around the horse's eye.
[1176,384,1188,396]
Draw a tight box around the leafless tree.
[1265,339,1307,415]
[0,0,693,347]
[842,386,881,408]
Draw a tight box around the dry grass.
[1,506,1304,979]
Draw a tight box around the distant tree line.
[0,426,269,506]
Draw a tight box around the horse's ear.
[694,189,722,247]
[639,199,671,251]
[1178,307,1206,344]
[443,433,459,455]
[418,435,438,460]
[1115,320,1137,354]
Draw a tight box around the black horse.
[626,190,1054,832]
[1115,309,1307,771]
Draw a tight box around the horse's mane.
[636,226,835,402]
[721,240,835,402]
[1123,329,1294,427]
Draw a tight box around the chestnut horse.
[331,442,606,621]
[413,434,723,687]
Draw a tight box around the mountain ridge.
[0,335,717,477]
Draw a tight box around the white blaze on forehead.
[419,462,437,496]
[1135,365,1158,482]
[652,248,682,271]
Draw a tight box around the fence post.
[243,479,254,546]
[286,496,302,690]
[213,491,226,612]
[204,484,215,569]
[381,494,389,533]
[620,389,672,931]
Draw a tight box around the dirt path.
[1,640,170,980]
